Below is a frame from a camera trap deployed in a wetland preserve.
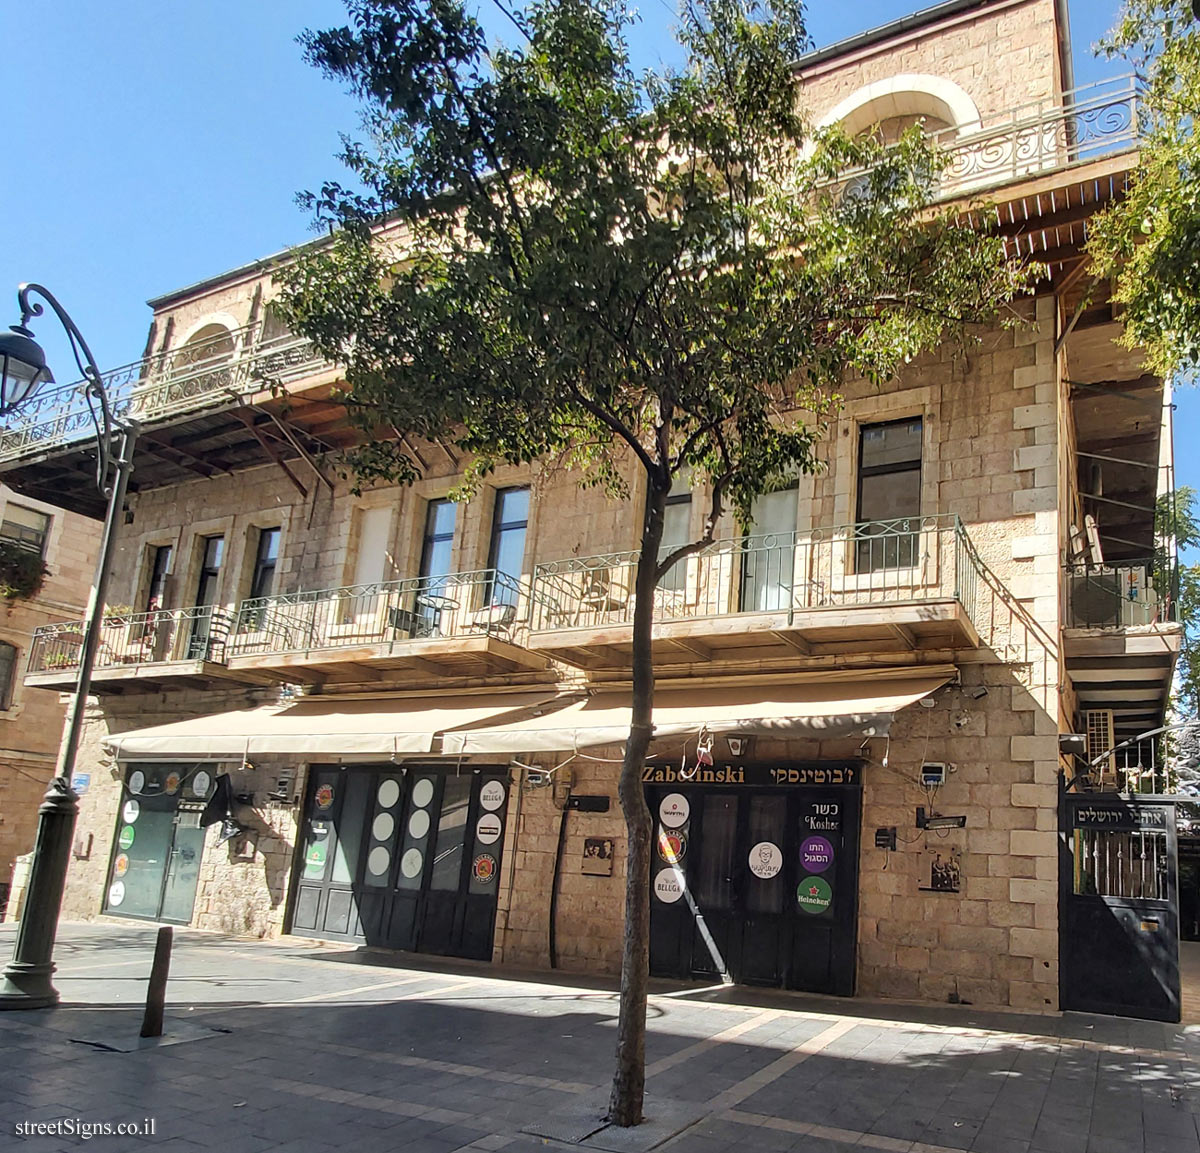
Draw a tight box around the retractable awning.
[442,674,952,754]
[104,691,561,760]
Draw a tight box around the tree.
[1087,0,1200,376]
[282,0,1030,1125]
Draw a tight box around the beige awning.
[442,675,951,755]
[104,691,561,760]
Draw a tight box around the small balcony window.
[1,504,51,558]
[856,418,922,572]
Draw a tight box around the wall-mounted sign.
[658,793,690,829]
[71,773,91,796]
[748,842,782,879]
[653,867,685,903]
[480,780,506,811]
[800,836,834,873]
[921,847,962,893]
[658,829,687,865]
[476,812,503,845]
[583,837,614,876]
[797,875,832,915]
[1073,804,1168,832]
[643,764,857,788]
[472,853,498,884]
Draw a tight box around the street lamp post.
[0,283,137,1009]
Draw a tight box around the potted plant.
[0,540,49,602]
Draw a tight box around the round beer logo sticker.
[192,770,211,798]
[113,854,130,878]
[122,799,140,824]
[659,793,690,829]
[654,868,685,903]
[472,854,498,884]
[107,881,126,908]
[118,825,136,851]
[128,770,145,796]
[315,784,334,810]
[657,829,687,865]
[797,875,833,915]
[800,835,835,873]
[748,841,782,879]
[165,772,181,796]
[476,812,503,845]
[480,780,506,811]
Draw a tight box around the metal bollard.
[140,926,172,1038]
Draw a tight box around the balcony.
[23,606,269,693]
[1063,560,1182,742]
[225,568,550,684]
[528,514,981,671]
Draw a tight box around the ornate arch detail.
[816,73,982,139]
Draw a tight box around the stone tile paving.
[3,922,1200,1153]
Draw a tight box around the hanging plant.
[0,540,50,601]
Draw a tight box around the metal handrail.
[27,604,232,674]
[228,568,532,657]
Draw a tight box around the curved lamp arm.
[18,283,116,496]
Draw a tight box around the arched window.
[175,322,235,370]
[818,74,981,143]
[0,642,18,710]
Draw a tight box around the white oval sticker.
[748,841,783,879]
[411,778,435,808]
[107,881,126,907]
[128,770,145,796]
[476,812,503,845]
[659,793,690,829]
[192,770,211,798]
[377,779,401,809]
[653,867,685,904]
[122,799,140,824]
[480,780,506,811]
[400,847,424,878]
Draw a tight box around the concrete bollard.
[140,926,173,1038]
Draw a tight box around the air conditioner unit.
[1081,708,1116,785]
[1069,571,1122,628]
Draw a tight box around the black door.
[648,781,860,993]
[1061,794,1180,1022]
[290,766,510,961]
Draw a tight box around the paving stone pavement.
[3,921,1200,1153]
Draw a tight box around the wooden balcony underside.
[24,659,275,695]
[530,599,978,671]
[226,634,549,683]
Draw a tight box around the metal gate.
[1060,792,1180,1021]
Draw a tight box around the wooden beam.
[262,409,335,491]
[889,624,918,649]
[770,630,812,656]
[669,637,711,661]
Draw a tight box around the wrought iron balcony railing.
[1065,559,1175,629]
[227,568,531,658]
[27,605,232,676]
[0,321,329,466]
[530,514,972,631]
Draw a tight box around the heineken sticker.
[128,770,145,796]
[797,875,833,915]
[653,867,685,904]
[107,881,126,907]
[659,793,689,829]
[165,772,181,796]
[748,841,782,879]
[192,770,211,797]
[118,825,136,851]
[657,829,687,865]
[122,799,140,824]
[304,840,328,877]
[472,854,498,884]
[476,812,503,845]
[800,835,834,873]
[315,784,335,810]
[113,854,130,878]
[480,780,506,811]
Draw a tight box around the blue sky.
[5,0,1179,518]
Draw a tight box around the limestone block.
[1009,927,1056,960]
[1009,877,1057,905]
[1009,830,1056,858]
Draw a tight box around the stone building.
[0,484,99,915]
[0,0,1183,1017]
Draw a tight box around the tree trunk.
[608,481,667,1128]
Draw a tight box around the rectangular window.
[856,417,922,571]
[143,546,173,614]
[0,642,17,710]
[658,479,692,593]
[419,499,457,590]
[741,484,798,612]
[1,504,51,557]
[486,487,529,605]
[188,535,224,659]
[351,506,391,590]
[249,528,281,601]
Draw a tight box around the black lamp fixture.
[0,323,54,415]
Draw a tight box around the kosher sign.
[642,764,857,788]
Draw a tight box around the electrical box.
[920,762,949,786]
[874,827,897,851]
[566,795,611,812]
